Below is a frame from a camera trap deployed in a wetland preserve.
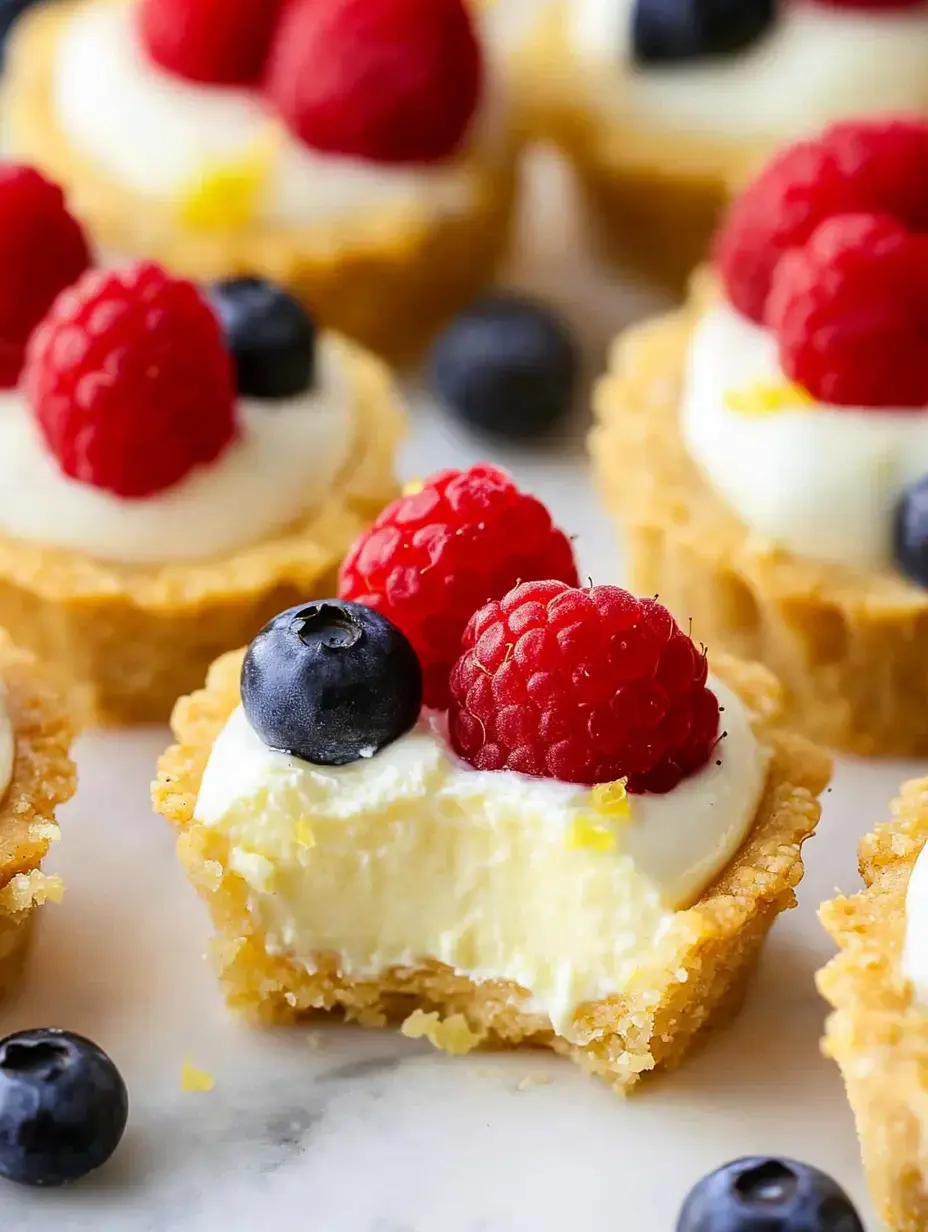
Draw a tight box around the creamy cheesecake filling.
[569,0,928,143]
[193,677,767,1042]
[682,304,928,572]
[0,336,354,565]
[52,0,504,231]
[903,843,928,999]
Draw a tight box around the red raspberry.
[715,118,928,323]
[264,0,483,164]
[448,581,720,793]
[339,466,579,708]
[767,212,928,407]
[24,263,237,499]
[0,166,90,389]
[138,0,284,86]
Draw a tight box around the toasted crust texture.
[0,632,77,998]
[0,338,402,725]
[153,649,830,1091]
[818,780,928,1232]
[516,6,764,290]
[590,272,928,757]
[6,0,518,363]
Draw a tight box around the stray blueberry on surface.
[242,599,423,765]
[208,277,316,400]
[632,0,777,65]
[429,294,578,440]
[677,1156,864,1232]
[0,1028,128,1186]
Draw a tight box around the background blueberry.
[429,294,578,440]
[677,1157,864,1232]
[632,0,777,65]
[0,1028,128,1187]
[242,600,423,765]
[0,0,45,66]
[895,474,928,586]
[208,277,316,400]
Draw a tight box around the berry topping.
[208,278,316,400]
[338,466,579,709]
[429,295,578,440]
[138,0,283,86]
[24,262,237,499]
[264,0,483,164]
[632,0,777,65]
[676,1157,864,1232]
[766,212,928,407]
[242,600,423,765]
[715,118,928,323]
[448,580,719,792]
[894,473,928,584]
[0,1028,128,1187]
[0,165,90,389]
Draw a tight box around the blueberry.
[677,1157,864,1232]
[0,1028,128,1186]
[632,0,777,64]
[429,294,578,440]
[0,0,45,67]
[242,600,423,765]
[207,277,316,400]
[895,474,928,585]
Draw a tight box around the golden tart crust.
[0,631,76,1001]
[5,0,520,364]
[517,5,763,290]
[0,337,402,726]
[590,272,928,757]
[818,779,928,1232]
[153,648,829,1092]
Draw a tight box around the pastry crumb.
[181,1061,215,1093]
[400,1009,483,1056]
[517,1072,551,1090]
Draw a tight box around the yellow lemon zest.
[178,131,277,232]
[566,816,617,853]
[181,1061,215,1093]
[402,477,425,496]
[591,779,631,819]
[400,1009,483,1055]
[294,818,315,849]
[723,381,814,416]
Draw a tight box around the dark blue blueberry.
[241,600,422,766]
[895,474,928,586]
[429,294,578,440]
[632,0,777,65]
[0,0,46,67]
[677,1157,864,1232]
[0,1028,128,1187]
[207,277,316,400]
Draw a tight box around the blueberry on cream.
[208,277,317,400]
[631,0,778,65]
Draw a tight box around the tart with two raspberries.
[0,164,402,724]
[520,0,928,288]
[4,0,519,362]
[592,117,928,756]
[153,465,830,1091]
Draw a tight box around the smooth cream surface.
[194,678,767,1041]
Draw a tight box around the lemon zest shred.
[566,816,617,853]
[294,818,315,848]
[181,1061,215,1093]
[591,779,631,819]
[723,381,814,416]
[178,129,278,232]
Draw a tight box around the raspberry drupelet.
[448,580,721,794]
[339,466,579,708]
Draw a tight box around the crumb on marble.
[400,1009,484,1056]
[517,1072,551,1091]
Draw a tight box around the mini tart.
[516,5,761,291]
[0,631,76,1000]
[591,272,928,758]
[5,0,519,365]
[818,778,928,1232]
[153,648,829,1092]
[0,338,401,726]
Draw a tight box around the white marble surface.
[0,152,896,1231]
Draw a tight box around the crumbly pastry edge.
[0,632,77,998]
[818,780,928,1232]
[513,5,767,289]
[589,270,928,757]
[5,0,521,362]
[152,648,830,1092]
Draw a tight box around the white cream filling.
[682,304,928,572]
[52,0,502,228]
[569,0,928,142]
[904,842,928,999]
[193,677,768,1040]
[0,336,353,564]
